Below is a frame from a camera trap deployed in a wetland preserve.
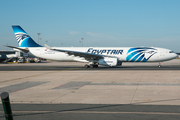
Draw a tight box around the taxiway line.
[1,111,180,115]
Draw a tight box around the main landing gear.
[84,64,98,68]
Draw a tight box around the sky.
[0,0,180,52]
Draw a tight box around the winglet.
[44,44,52,49]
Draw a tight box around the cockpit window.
[169,51,174,53]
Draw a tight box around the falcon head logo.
[15,33,29,44]
[126,47,157,62]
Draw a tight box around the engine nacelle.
[98,58,118,66]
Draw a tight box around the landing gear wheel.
[158,62,162,68]
[94,65,98,68]
[84,64,89,68]
[88,64,98,68]
[90,64,94,68]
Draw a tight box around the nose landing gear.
[158,62,162,68]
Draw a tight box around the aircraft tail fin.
[12,25,42,47]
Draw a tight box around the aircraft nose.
[172,53,178,59]
[174,53,178,58]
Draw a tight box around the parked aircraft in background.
[6,25,178,68]
[0,50,17,62]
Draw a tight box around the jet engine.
[98,58,118,66]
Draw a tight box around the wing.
[44,44,108,60]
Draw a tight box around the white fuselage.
[26,47,178,63]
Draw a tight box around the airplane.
[6,25,178,68]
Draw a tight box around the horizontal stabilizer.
[5,45,29,53]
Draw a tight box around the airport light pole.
[79,41,81,47]
[39,38,42,45]
[37,33,41,44]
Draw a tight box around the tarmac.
[0,59,180,120]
